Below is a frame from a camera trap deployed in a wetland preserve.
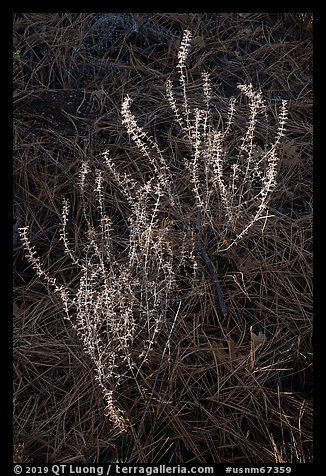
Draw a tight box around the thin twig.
[196,211,228,318]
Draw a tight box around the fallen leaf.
[240,258,260,273]
[13,303,21,317]
[251,329,267,349]
[282,140,299,160]
[194,36,205,48]
[305,21,313,33]
[251,144,264,159]
[228,339,243,359]
[214,340,243,361]
[214,343,229,362]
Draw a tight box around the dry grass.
[13,13,312,463]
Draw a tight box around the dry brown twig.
[14,14,312,463]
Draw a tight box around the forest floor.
[13,13,312,464]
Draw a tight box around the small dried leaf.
[13,303,21,317]
[305,21,313,33]
[228,340,243,359]
[282,140,299,160]
[251,329,267,348]
[241,258,260,273]
[194,36,205,48]
[214,343,229,362]
[252,144,264,159]
[254,26,263,35]
[214,340,243,361]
